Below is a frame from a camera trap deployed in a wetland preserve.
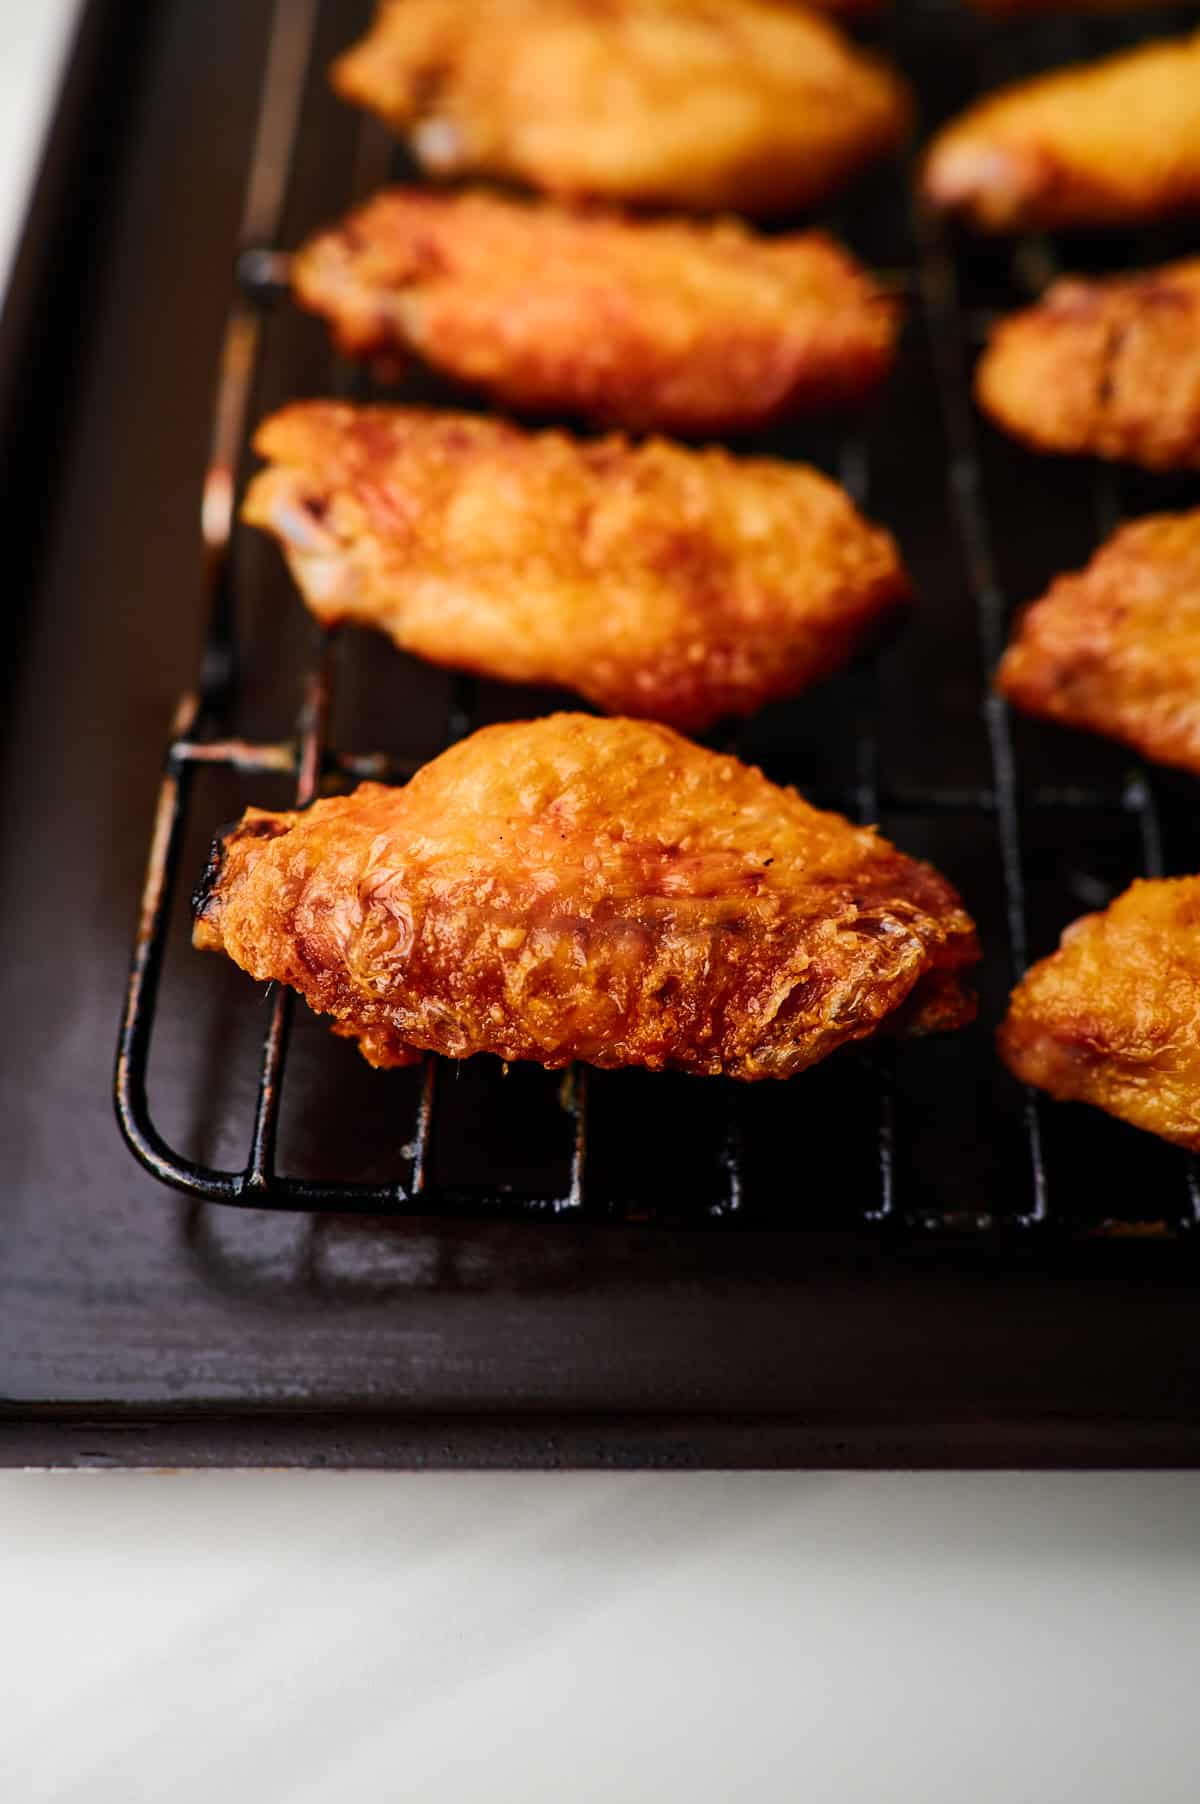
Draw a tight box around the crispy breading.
[997,512,1200,776]
[977,261,1200,469]
[999,877,1200,1150]
[922,30,1200,231]
[331,0,911,217]
[242,402,910,733]
[291,188,899,434]
[193,715,979,1080]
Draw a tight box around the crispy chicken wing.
[922,30,1200,231]
[1000,877,1200,1150]
[977,261,1200,469]
[242,402,910,733]
[291,188,899,434]
[331,0,911,217]
[997,511,1200,776]
[193,715,979,1080]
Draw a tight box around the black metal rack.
[114,0,1200,1231]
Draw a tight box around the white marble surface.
[3,11,1199,1802]
[2,1472,1199,1803]
[0,0,80,298]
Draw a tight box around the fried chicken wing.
[193,715,979,1080]
[331,0,911,217]
[922,30,1200,231]
[997,512,1200,776]
[999,877,1200,1150]
[977,261,1200,469]
[291,188,899,434]
[242,402,910,733]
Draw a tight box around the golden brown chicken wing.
[242,402,910,733]
[194,715,979,1080]
[1000,877,1200,1150]
[922,30,1200,231]
[291,188,899,434]
[977,261,1200,469]
[997,512,1200,776]
[331,0,911,217]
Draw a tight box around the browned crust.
[804,0,886,14]
[922,29,1200,232]
[330,0,912,218]
[241,401,911,734]
[194,715,978,1081]
[292,188,899,434]
[977,261,1200,470]
[996,510,1200,776]
[999,877,1200,1150]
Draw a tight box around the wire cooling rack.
[115,0,1200,1229]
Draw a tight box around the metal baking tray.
[3,0,1199,1468]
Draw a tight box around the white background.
[2,6,1198,1799]
[2,1472,1199,1801]
[0,0,79,297]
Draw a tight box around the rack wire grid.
[115,0,1200,1230]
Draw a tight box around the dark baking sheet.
[3,0,1200,1468]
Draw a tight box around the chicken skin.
[997,513,1200,777]
[331,0,911,217]
[242,403,910,733]
[922,30,1200,231]
[977,261,1200,470]
[1000,877,1200,1151]
[193,715,979,1080]
[291,189,899,434]
[805,0,884,13]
